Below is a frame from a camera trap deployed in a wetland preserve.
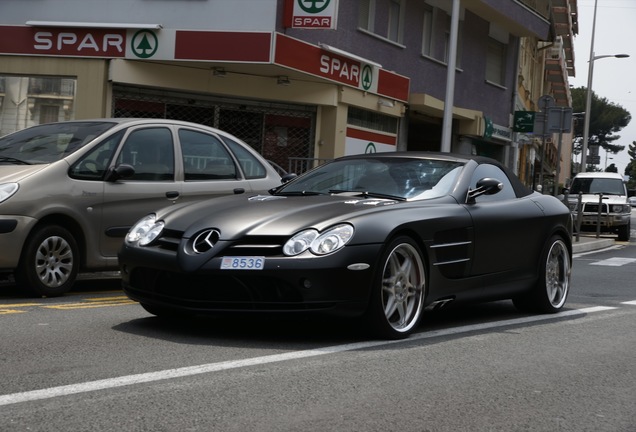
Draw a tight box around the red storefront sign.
[0,26,125,57]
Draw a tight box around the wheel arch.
[22,214,87,270]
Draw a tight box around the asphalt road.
[0,233,635,431]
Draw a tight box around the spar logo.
[297,0,331,13]
[291,0,338,29]
[130,30,158,59]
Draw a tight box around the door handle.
[233,188,245,194]
[166,191,180,199]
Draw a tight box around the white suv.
[566,172,631,241]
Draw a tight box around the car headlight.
[126,214,164,246]
[0,183,19,204]
[611,204,628,213]
[283,224,354,256]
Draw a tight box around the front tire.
[16,225,79,297]
[514,235,571,313]
[617,221,630,242]
[365,236,426,339]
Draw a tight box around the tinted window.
[470,164,516,202]
[222,137,267,179]
[179,130,237,181]
[116,128,174,181]
[0,121,116,164]
[570,177,625,196]
[278,157,464,200]
[69,130,124,180]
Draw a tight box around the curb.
[571,236,615,254]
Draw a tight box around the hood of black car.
[157,193,400,239]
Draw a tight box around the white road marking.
[621,300,636,306]
[0,306,618,407]
[590,257,636,267]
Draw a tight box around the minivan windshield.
[570,177,626,196]
[0,121,117,164]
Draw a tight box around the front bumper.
[574,212,630,228]
[119,242,383,317]
[0,215,37,269]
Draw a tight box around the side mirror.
[281,173,298,183]
[467,177,503,203]
[105,164,135,182]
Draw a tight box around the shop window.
[348,107,398,134]
[0,75,76,136]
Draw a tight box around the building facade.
[0,0,576,177]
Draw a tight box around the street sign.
[513,111,535,132]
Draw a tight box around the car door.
[464,164,545,278]
[176,127,252,203]
[101,126,182,258]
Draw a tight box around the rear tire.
[513,235,570,313]
[16,225,79,297]
[364,236,426,339]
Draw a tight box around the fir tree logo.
[297,0,330,14]
[131,30,158,59]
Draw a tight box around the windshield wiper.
[277,190,325,196]
[329,189,406,201]
[0,156,31,165]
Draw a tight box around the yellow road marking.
[43,300,137,310]
[1,296,136,312]
[1,303,40,307]
[0,309,27,315]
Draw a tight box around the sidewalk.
[571,234,615,254]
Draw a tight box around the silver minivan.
[0,119,283,296]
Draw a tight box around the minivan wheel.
[16,225,79,297]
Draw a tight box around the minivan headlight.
[126,214,164,246]
[0,183,19,204]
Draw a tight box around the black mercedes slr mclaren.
[119,152,573,339]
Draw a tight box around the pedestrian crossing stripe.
[590,257,636,267]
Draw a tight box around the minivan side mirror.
[105,164,135,182]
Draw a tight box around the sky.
[568,0,636,175]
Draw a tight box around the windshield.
[276,157,464,200]
[0,121,117,164]
[570,177,626,196]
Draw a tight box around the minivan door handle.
[233,188,245,194]
[166,191,180,199]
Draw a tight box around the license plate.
[220,256,265,270]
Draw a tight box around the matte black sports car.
[119,152,573,339]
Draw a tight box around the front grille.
[222,236,287,256]
[127,267,338,311]
[582,203,608,214]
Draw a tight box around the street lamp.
[580,0,630,172]
[581,53,629,172]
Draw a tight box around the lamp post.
[581,53,629,172]
[580,0,630,172]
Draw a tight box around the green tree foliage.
[626,141,636,189]
[571,87,631,163]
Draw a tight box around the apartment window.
[359,0,375,32]
[486,38,506,86]
[388,0,404,43]
[40,106,60,124]
[444,21,463,68]
[421,6,434,57]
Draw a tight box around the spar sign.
[284,0,339,29]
